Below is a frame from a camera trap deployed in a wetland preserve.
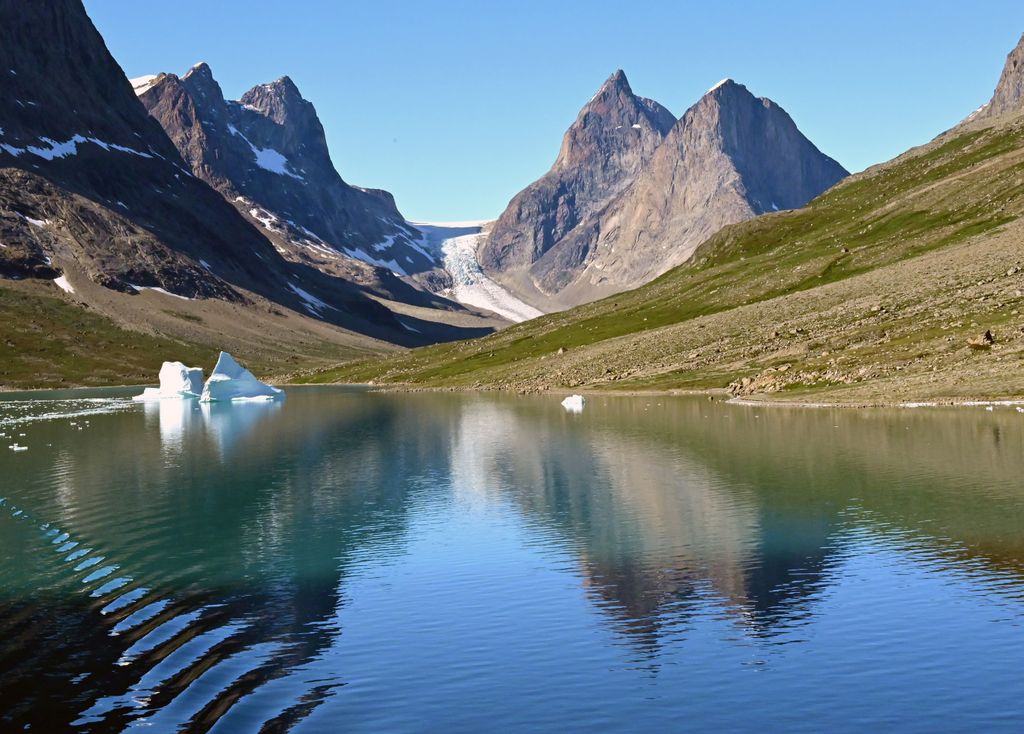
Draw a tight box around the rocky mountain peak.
[491,78,848,308]
[704,77,736,95]
[479,70,676,276]
[979,32,1024,119]
[553,69,675,171]
[596,68,630,96]
[693,78,757,113]
[180,62,227,124]
[239,76,315,128]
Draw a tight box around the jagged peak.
[607,68,628,85]
[184,61,214,81]
[701,78,752,100]
[248,75,304,101]
[588,69,632,101]
[691,78,774,118]
[181,61,224,101]
[706,77,733,94]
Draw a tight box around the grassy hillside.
[0,281,383,390]
[300,119,1024,404]
[0,285,219,389]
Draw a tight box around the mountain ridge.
[480,72,848,310]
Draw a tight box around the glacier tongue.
[200,351,283,402]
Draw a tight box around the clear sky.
[86,0,1024,222]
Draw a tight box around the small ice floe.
[200,352,283,402]
[133,361,204,401]
[561,394,586,413]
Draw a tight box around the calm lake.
[1,387,1023,732]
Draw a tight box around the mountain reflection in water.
[1,388,1022,731]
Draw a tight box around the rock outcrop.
[974,32,1024,120]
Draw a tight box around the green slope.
[301,119,1024,403]
[0,285,218,390]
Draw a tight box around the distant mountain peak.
[181,61,226,109]
[479,70,676,278]
[706,77,735,94]
[588,69,633,104]
[700,78,754,104]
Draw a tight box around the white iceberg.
[561,394,586,413]
[133,361,204,401]
[200,351,283,403]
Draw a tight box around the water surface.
[1,387,1023,731]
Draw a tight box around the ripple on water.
[2,390,1024,731]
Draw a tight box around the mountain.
[0,0,503,388]
[973,32,1024,121]
[137,64,443,288]
[541,80,849,304]
[309,41,1024,404]
[0,0,406,331]
[477,70,675,304]
[480,75,848,309]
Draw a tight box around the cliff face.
[478,70,675,275]
[543,80,849,303]
[975,32,1024,120]
[139,64,437,279]
[479,75,847,309]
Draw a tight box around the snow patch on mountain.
[226,124,304,180]
[130,74,159,95]
[287,282,335,316]
[0,133,153,161]
[130,284,192,300]
[53,275,74,294]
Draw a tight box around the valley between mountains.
[2,0,1024,404]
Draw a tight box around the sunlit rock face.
[480,75,847,309]
[974,32,1024,120]
[138,64,436,278]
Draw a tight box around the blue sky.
[87,1,1024,221]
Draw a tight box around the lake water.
[1,387,1023,732]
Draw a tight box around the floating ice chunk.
[133,361,204,401]
[561,395,586,413]
[200,352,282,403]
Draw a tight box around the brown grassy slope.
[0,274,394,390]
[299,119,1024,404]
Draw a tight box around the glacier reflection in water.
[1,387,1024,732]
